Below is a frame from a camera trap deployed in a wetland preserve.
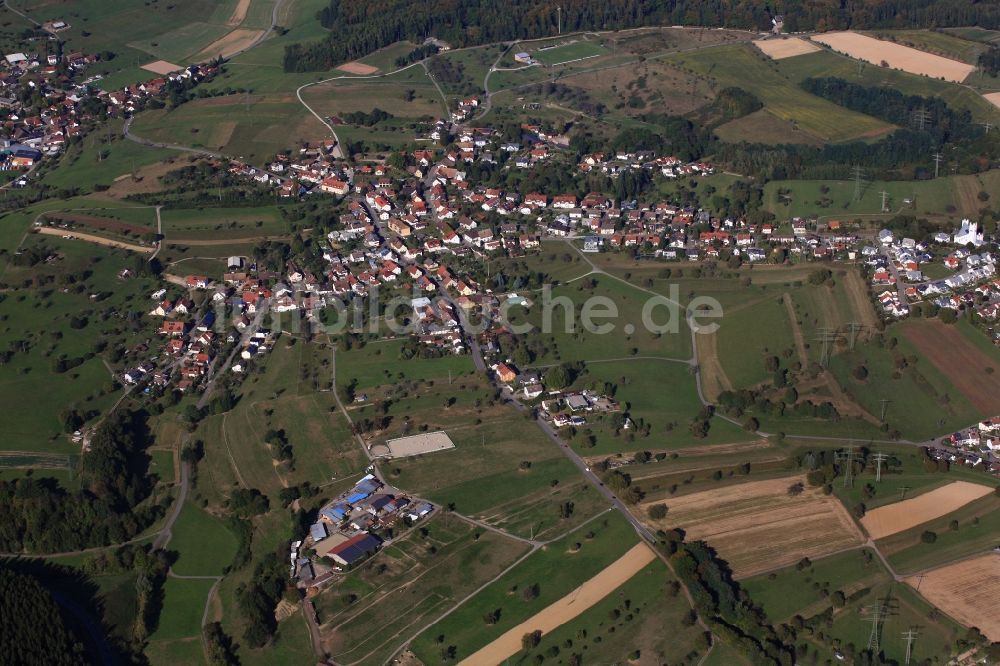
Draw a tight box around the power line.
[932,152,943,179]
[837,447,861,488]
[872,451,889,483]
[815,327,838,368]
[866,601,884,651]
[852,165,867,201]
[879,398,891,423]
[847,322,864,350]
[902,628,918,665]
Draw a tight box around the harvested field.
[228,0,251,26]
[906,553,1000,640]
[35,226,152,253]
[754,37,820,60]
[644,475,865,578]
[192,28,263,61]
[338,62,379,75]
[142,60,184,75]
[379,431,456,458]
[811,31,975,83]
[901,319,1000,415]
[862,481,994,539]
[985,92,1000,110]
[457,543,656,665]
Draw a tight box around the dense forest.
[801,77,979,146]
[0,567,89,664]
[0,410,163,553]
[286,0,1000,72]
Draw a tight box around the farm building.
[328,533,383,566]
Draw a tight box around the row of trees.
[287,0,1000,72]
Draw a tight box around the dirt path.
[457,543,656,665]
[166,235,285,246]
[35,226,152,253]
[695,329,732,402]
[784,292,810,367]
[842,268,878,331]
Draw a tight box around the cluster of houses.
[133,258,283,392]
[578,151,713,180]
[293,473,433,586]
[870,221,998,319]
[0,39,220,172]
[541,389,621,428]
[920,417,1000,475]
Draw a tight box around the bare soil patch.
[862,481,994,539]
[193,28,263,61]
[985,92,1000,111]
[754,37,820,60]
[383,431,456,458]
[644,474,865,578]
[457,543,656,665]
[906,553,1000,641]
[901,319,1000,414]
[142,60,184,75]
[337,61,379,75]
[811,31,975,83]
[100,159,184,198]
[228,0,251,26]
[35,226,152,253]
[45,212,154,236]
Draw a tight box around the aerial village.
[0,27,221,178]
[15,44,999,576]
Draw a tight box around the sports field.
[644,474,865,578]
[811,31,975,83]
[534,40,609,66]
[382,431,456,458]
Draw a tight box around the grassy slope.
[410,512,639,662]
[665,43,891,143]
[169,501,239,576]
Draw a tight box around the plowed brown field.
[901,319,1000,415]
[643,475,865,578]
